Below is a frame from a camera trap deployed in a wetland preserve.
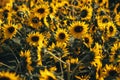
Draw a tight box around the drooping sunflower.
[96,15,111,30]
[55,28,70,43]
[0,71,21,80]
[26,32,44,47]
[39,68,57,80]
[114,13,120,26]
[20,50,33,73]
[82,33,93,48]
[90,43,103,69]
[105,22,117,38]
[31,3,49,19]
[90,43,103,59]
[74,66,91,80]
[64,56,81,73]
[69,21,88,39]
[75,75,90,80]
[2,23,18,39]
[13,4,30,22]
[111,41,120,55]
[66,57,79,64]
[48,42,68,58]
[101,64,120,79]
[49,3,57,19]
[114,3,120,14]
[80,5,93,21]
[109,41,120,63]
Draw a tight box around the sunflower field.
[0,0,120,80]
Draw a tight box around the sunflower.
[109,41,120,62]
[90,43,103,59]
[96,7,110,16]
[55,28,70,43]
[52,0,68,8]
[48,42,68,58]
[26,32,44,47]
[2,23,18,39]
[20,50,33,73]
[0,3,12,19]
[28,13,42,29]
[69,21,88,39]
[114,13,120,26]
[80,5,93,21]
[39,69,56,80]
[101,64,120,79]
[90,43,103,70]
[54,1,69,14]
[94,0,108,8]
[114,3,120,14]
[82,33,93,48]
[0,71,21,80]
[96,15,111,30]
[31,3,49,19]
[72,0,92,7]
[111,41,120,55]
[13,4,30,21]
[105,22,117,38]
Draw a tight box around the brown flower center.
[100,11,105,16]
[74,26,83,33]
[8,27,15,33]
[47,76,55,80]
[31,36,39,42]
[80,9,88,18]
[32,17,39,23]
[92,26,96,31]
[109,70,117,76]
[50,7,53,13]
[98,0,102,3]
[0,77,10,80]
[3,9,9,18]
[109,26,113,32]
[37,8,45,14]
[59,33,65,39]
[85,37,89,43]
[102,18,108,23]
